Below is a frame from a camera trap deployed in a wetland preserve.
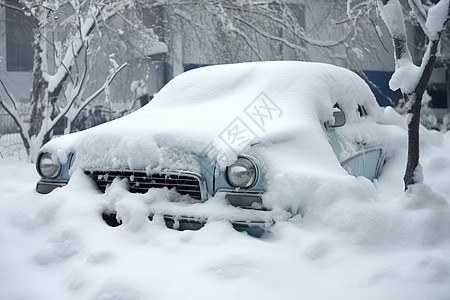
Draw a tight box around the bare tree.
[0,0,394,161]
[379,0,449,189]
[347,0,449,190]
[143,0,382,73]
[0,0,157,160]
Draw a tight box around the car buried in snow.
[36,61,392,237]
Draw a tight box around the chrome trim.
[159,214,273,229]
[36,152,61,179]
[231,219,273,228]
[214,188,264,196]
[375,151,386,179]
[86,169,208,201]
[163,215,206,224]
[215,188,265,209]
[339,147,382,166]
[36,179,68,194]
[178,170,208,201]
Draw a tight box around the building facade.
[1,0,449,129]
[0,0,35,104]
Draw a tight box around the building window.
[5,0,36,72]
[428,65,448,109]
[286,3,305,29]
[141,5,165,41]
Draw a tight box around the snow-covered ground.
[0,129,450,299]
[1,62,450,299]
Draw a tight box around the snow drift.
[1,62,450,300]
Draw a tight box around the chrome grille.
[86,170,206,201]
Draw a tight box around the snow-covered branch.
[0,80,31,153]
[408,0,427,32]
[68,62,128,124]
[1,0,158,160]
[374,0,449,189]
[377,0,412,62]
[46,8,99,93]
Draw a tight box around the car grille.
[86,170,206,201]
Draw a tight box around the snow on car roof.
[43,61,383,171]
[149,61,379,118]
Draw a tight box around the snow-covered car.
[36,61,392,236]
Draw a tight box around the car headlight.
[37,153,61,179]
[226,157,257,188]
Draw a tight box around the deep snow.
[1,125,450,300]
[1,61,450,299]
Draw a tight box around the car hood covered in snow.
[42,61,396,212]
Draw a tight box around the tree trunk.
[403,39,440,190]
[403,93,421,189]
[28,39,48,141]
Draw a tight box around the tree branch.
[0,79,18,111]
[369,17,389,53]
[69,62,128,126]
[377,0,412,63]
[407,0,427,33]
[0,80,31,153]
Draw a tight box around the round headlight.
[226,157,257,188]
[38,153,61,178]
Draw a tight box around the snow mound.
[1,119,450,299]
[5,62,448,299]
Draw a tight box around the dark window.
[141,5,165,41]
[363,70,402,107]
[428,66,448,109]
[286,4,305,28]
[5,0,36,72]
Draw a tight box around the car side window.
[341,148,383,181]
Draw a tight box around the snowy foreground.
[1,131,450,300]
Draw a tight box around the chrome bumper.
[36,179,68,194]
[102,212,273,237]
[154,214,272,237]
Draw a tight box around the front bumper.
[37,176,274,237]
[102,212,274,237]
[36,179,68,194]
[160,214,272,237]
